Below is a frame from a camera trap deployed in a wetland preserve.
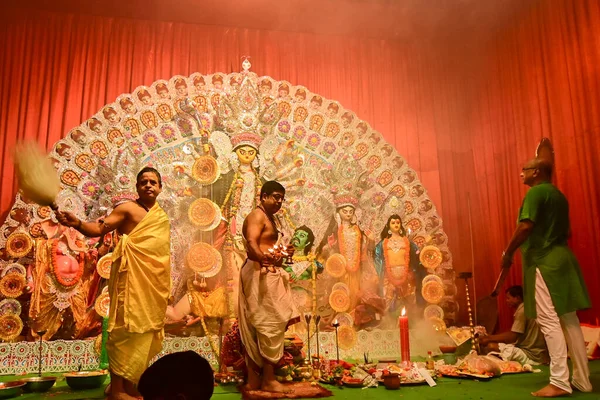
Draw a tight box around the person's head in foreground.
[138,351,214,400]
[260,180,285,214]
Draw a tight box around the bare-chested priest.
[238,180,300,392]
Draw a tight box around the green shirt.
[518,182,590,318]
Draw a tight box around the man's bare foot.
[104,383,111,396]
[532,384,571,397]
[261,380,293,393]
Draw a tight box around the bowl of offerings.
[23,376,57,393]
[0,380,26,399]
[64,370,108,390]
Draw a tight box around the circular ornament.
[96,253,113,279]
[191,155,220,185]
[94,292,110,318]
[0,273,26,298]
[0,299,22,316]
[5,232,33,258]
[419,245,443,269]
[422,280,445,304]
[188,199,220,230]
[328,289,350,312]
[338,325,357,350]
[0,314,23,341]
[428,316,447,332]
[1,263,26,277]
[185,243,222,277]
[334,312,354,327]
[331,282,350,295]
[422,274,443,286]
[325,254,347,278]
[424,304,445,321]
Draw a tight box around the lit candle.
[398,307,410,364]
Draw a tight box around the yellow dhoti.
[238,260,300,367]
[107,203,171,383]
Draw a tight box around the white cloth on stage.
[238,259,300,367]
[534,268,592,393]
[498,343,540,365]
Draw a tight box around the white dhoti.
[238,260,300,367]
[535,269,592,393]
[496,343,539,365]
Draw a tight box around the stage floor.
[1,361,598,399]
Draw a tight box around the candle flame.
[401,307,406,316]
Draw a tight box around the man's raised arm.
[57,204,128,237]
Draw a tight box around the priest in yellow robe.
[58,167,170,400]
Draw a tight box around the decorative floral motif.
[372,192,386,206]
[306,133,321,149]
[81,181,101,198]
[278,120,291,134]
[143,132,160,150]
[159,125,177,142]
[323,142,336,155]
[177,118,193,137]
[293,126,307,140]
[130,140,144,156]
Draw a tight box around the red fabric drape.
[462,0,600,329]
[1,1,600,330]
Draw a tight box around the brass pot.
[0,381,26,399]
[64,371,109,390]
[23,376,56,393]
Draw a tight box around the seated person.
[479,285,549,365]
[138,351,214,400]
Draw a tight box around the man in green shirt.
[494,158,592,397]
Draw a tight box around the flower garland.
[50,241,83,290]
[338,225,361,273]
[291,254,315,263]
[0,273,26,298]
[383,236,411,288]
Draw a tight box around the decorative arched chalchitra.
[0,63,458,345]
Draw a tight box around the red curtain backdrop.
[1,1,599,330]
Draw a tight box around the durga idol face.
[338,206,355,223]
[235,145,258,165]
